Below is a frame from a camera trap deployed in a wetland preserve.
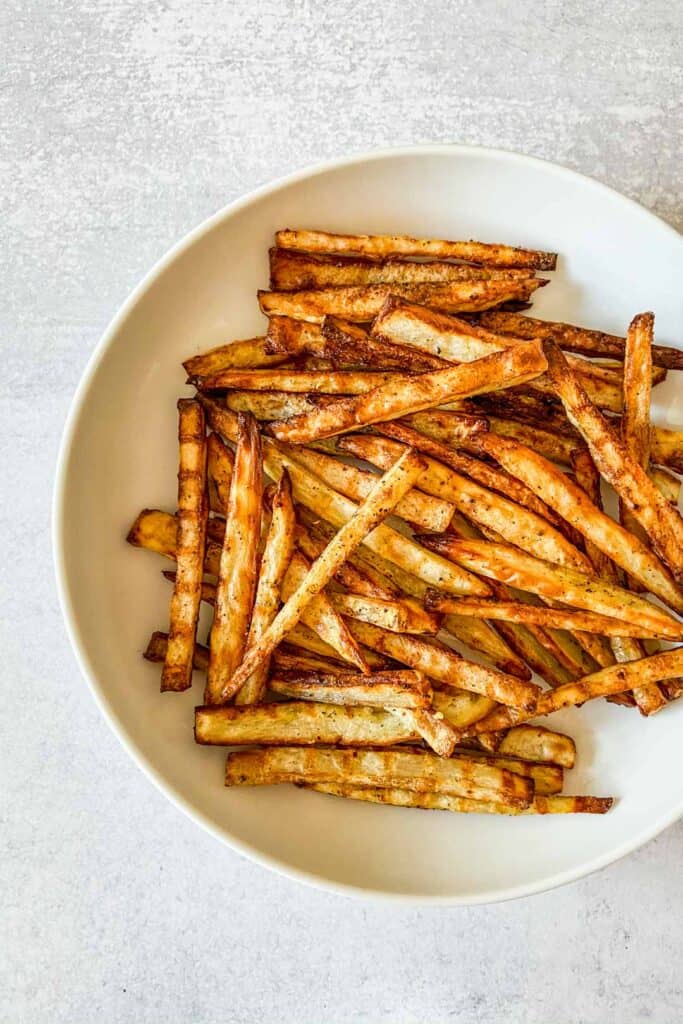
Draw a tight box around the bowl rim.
[53,143,683,905]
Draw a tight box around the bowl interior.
[56,148,683,901]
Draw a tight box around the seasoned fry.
[285,622,387,670]
[649,467,681,505]
[225,390,314,421]
[144,630,209,673]
[258,279,545,324]
[620,313,653,581]
[475,432,683,613]
[128,508,223,577]
[477,724,576,768]
[275,228,558,270]
[235,472,296,704]
[271,648,349,674]
[476,310,683,371]
[194,368,401,393]
[651,426,683,474]
[225,745,534,806]
[205,413,263,704]
[419,535,683,640]
[182,336,288,376]
[223,449,426,698]
[402,407,489,443]
[391,708,458,757]
[270,248,538,289]
[339,432,591,572]
[345,619,540,710]
[286,444,454,532]
[448,751,563,794]
[307,784,612,816]
[328,592,437,634]
[269,669,432,708]
[432,690,497,729]
[485,417,579,464]
[544,340,683,584]
[322,315,449,372]
[206,431,234,515]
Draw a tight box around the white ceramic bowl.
[54,146,683,903]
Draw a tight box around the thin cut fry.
[160,400,208,692]
[193,368,401,393]
[222,449,426,699]
[307,784,612,815]
[271,648,348,674]
[285,622,388,670]
[322,315,449,372]
[205,413,263,704]
[620,313,653,581]
[145,630,209,672]
[275,228,558,270]
[182,336,288,376]
[328,592,437,634]
[269,669,432,708]
[206,431,234,515]
[225,745,534,805]
[479,724,576,768]
[225,390,314,421]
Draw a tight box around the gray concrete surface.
[2,1,682,1021]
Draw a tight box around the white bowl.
[54,145,683,904]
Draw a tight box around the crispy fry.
[485,417,579,465]
[328,592,437,634]
[271,648,349,674]
[345,619,540,710]
[390,708,458,757]
[545,340,683,584]
[440,614,531,680]
[269,669,432,708]
[182,336,288,376]
[284,622,387,670]
[307,784,612,815]
[270,248,539,289]
[206,431,234,515]
[128,508,223,577]
[205,413,263,704]
[448,750,563,794]
[194,368,401,393]
[477,724,576,767]
[476,310,683,371]
[432,690,497,729]
[234,472,296,704]
[144,630,209,673]
[322,315,448,372]
[649,467,681,505]
[223,449,426,698]
[651,426,683,474]
[258,279,545,324]
[620,313,653,583]
[475,432,683,613]
[339,433,591,572]
[225,745,534,805]
[419,535,683,640]
[402,407,489,443]
[275,228,558,270]
[225,390,314,421]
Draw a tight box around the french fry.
[322,315,449,372]
[206,431,234,515]
[469,646,683,734]
[199,394,490,597]
[234,472,296,704]
[144,630,209,673]
[620,313,653,585]
[222,449,426,699]
[475,431,683,613]
[651,426,683,474]
[649,467,681,505]
[269,669,432,708]
[284,622,388,670]
[328,592,438,634]
[419,535,683,640]
[225,390,314,421]
[271,648,349,674]
[345,618,540,710]
[389,708,458,757]
[307,784,612,816]
[475,724,576,767]
[225,745,534,806]
[485,417,579,465]
[476,310,683,371]
[270,248,539,289]
[339,433,592,572]
[432,690,497,729]
[283,550,369,672]
[258,279,545,324]
[193,368,401,393]
[439,614,531,680]
[128,508,223,577]
[448,750,563,794]
[274,228,558,270]
[205,413,263,704]
[544,340,683,584]
[285,444,455,532]
[182,336,288,376]
[161,401,208,692]
[402,407,489,443]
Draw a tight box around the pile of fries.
[129,228,683,818]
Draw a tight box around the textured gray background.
[2,1,682,1022]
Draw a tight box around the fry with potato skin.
[544,340,683,584]
[284,622,388,670]
[194,368,401,393]
[205,413,263,704]
[275,228,558,270]
[476,724,576,768]
[225,745,534,806]
[145,630,209,672]
[322,315,449,372]
[182,336,288,376]
[206,432,234,515]
[222,449,426,699]
[160,400,208,692]
[269,669,432,708]
[268,340,548,443]
[225,391,314,421]
[328,592,438,634]
[620,313,654,585]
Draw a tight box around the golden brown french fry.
[438,615,531,681]
[274,228,558,270]
[322,315,449,372]
[307,783,612,815]
[223,449,426,698]
[269,669,432,708]
[620,313,653,584]
[339,433,591,572]
[285,444,454,532]
[234,472,296,704]
[128,508,223,577]
[475,431,683,613]
[284,622,387,670]
[268,341,547,444]
[225,745,534,805]
[193,368,401,393]
[145,630,209,672]
[402,407,489,443]
[271,647,349,674]
[158,400,208,692]
[199,394,491,597]
[476,310,683,371]
[476,724,576,768]
[545,341,683,584]
[183,336,287,376]
[448,751,563,794]
[206,431,234,515]
[432,689,496,729]
[270,248,539,289]
[649,467,681,505]
[419,535,683,640]
[424,593,676,639]
[651,427,683,474]
[470,646,683,733]
[345,619,540,710]
[328,592,437,634]
[485,417,579,465]
[205,413,263,704]
[390,708,458,757]
[283,550,369,672]
[225,391,314,421]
